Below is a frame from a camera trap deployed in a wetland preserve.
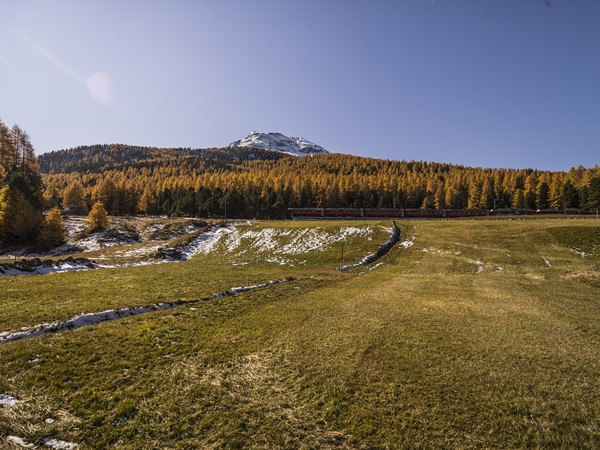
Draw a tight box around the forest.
[39,143,600,220]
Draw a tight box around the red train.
[288,208,588,219]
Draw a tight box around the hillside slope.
[38,144,290,174]
[1,219,600,447]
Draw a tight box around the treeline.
[0,119,64,248]
[41,146,600,219]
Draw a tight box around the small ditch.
[339,222,402,271]
[0,280,289,344]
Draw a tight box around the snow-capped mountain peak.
[229,131,329,156]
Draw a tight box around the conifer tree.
[38,208,66,250]
[138,186,155,215]
[63,179,85,207]
[434,181,445,209]
[561,180,579,208]
[467,181,482,209]
[87,202,109,232]
[587,177,600,209]
[481,177,495,209]
[536,182,550,209]
[0,185,40,244]
[512,189,525,209]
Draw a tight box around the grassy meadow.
[1,218,600,448]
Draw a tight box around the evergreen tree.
[536,182,550,209]
[560,180,579,208]
[525,189,537,210]
[587,177,600,209]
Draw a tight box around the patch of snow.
[43,437,77,449]
[7,436,36,448]
[1,394,19,407]
[398,236,416,248]
[542,257,552,267]
[358,262,384,275]
[229,131,329,156]
[188,224,376,260]
[113,245,161,257]
[468,260,485,274]
[422,247,445,255]
[72,228,140,252]
[1,261,98,277]
[570,248,589,258]
[214,280,285,298]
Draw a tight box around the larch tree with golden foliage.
[87,202,109,232]
[63,179,85,207]
[138,186,155,215]
[38,207,66,250]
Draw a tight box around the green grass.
[2,218,600,448]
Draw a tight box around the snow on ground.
[1,393,19,407]
[43,437,78,449]
[1,223,382,276]
[7,436,36,448]
[543,257,552,267]
[0,280,289,344]
[467,260,504,274]
[570,248,589,257]
[398,236,416,248]
[422,247,445,255]
[473,260,485,274]
[358,262,384,275]
[71,228,141,253]
[1,261,98,277]
[192,225,377,258]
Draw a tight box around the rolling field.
[1,218,600,448]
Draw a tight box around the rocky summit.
[229,131,329,156]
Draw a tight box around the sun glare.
[86,72,114,107]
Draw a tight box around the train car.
[288,208,324,219]
[536,209,588,215]
[323,208,363,217]
[445,209,489,218]
[490,209,536,216]
[536,209,565,215]
[405,208,445,218]
[364,208,405,218]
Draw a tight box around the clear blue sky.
[1,0,599,171]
